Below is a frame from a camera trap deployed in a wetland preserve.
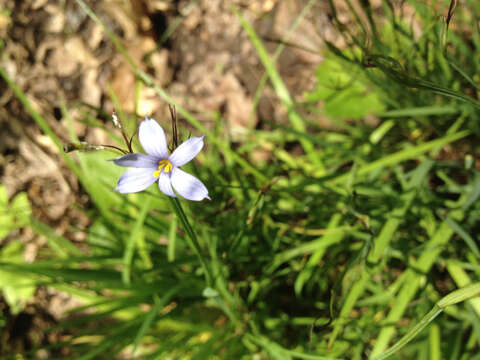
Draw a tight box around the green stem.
[170,200,243,325]
[168,198,213,286]
[372,282,480,360]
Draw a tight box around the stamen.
[153,159,173,177]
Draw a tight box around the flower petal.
[138,117,169,158]
[112,153,158,168]
[158,172,176,198]
[169,135,205,167]
[171,168,210,201]
[115,168,157,194]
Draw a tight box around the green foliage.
[1,0,480,359]
[0,186,35,314]
[0,242,36,315]
[305,56,385,119]
[0,185,31,239]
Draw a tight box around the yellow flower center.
[153,159,173,177]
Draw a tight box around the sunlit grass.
[1,0,479,359]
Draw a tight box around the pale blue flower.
[113,117,210,201]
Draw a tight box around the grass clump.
[1,0,479,359]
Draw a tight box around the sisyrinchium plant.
[113,116,210,201]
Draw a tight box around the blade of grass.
[330,130,470,185]
[132,288,180,355]
[372,283,480,360]
[446,260,480,316]
[429,324,441,360]
[244,333,340,360]
[30,218,83,258]
[168,197,213,287]
[122,196,152,285]
[234,8,325,174]
[370,209,464,358]
[75,320,142,360]
[380,105,460,118]
[167,214,178,262]
[266,227,349,274]
[447,56,480,92]
[294,213,344,295]
[290,130,469,193]
[248,0,319,132]
[328,160,433,348]
[445,217,480,257]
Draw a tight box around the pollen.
[153,159,173,177]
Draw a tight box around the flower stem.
[168,197,213,286]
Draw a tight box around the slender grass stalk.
[122,197,152,285]
[168,198,213,287]
[372,283,480,360]
[370,209,464,357]
[168,198,241,325]
[234,7,325,174]
[247,0,319,132]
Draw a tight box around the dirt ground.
[0,0,335,219]
[0,0,345,355]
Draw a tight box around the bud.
[112,111,121,129]
[63,142,105,153]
